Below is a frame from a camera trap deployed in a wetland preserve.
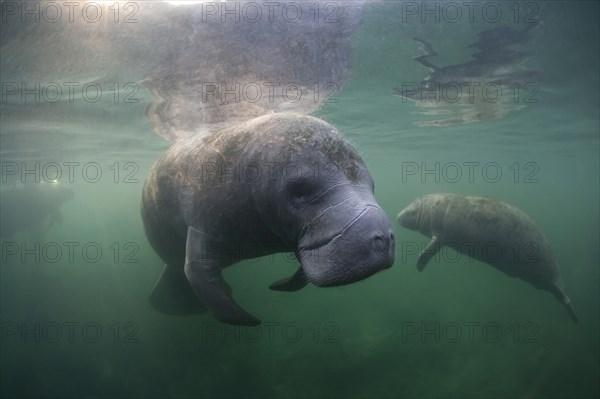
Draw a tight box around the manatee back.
[441,195,559,288]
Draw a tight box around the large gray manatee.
[397,193,577,323]
[142,113,395,325]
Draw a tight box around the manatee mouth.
[297,206,395,287]
[298,207,369,253]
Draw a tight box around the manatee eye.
[287,179,316,203]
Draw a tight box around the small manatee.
[397,193,577,323]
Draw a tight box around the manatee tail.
[150,264,207,315]
[562,297,578,324]
[549,281,578,324]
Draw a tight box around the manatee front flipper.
[150,264,207,315]
[269,267,308,291]
[417,235,442,272]
[184,226,260,326]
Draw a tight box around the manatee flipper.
[417,235,442,272]
[184,226,260,326]
[549,280,578,324]
[412,37,440,72]
[269,267,308,291]
[149,264,207,315]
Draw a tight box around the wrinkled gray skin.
[142,113,395,325]
[397,194,577,323]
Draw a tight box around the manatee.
[393,22,543,102]
[397,193,577,323]
[0,183,74,240]
[142,113,395,325]
[392,22,543,127]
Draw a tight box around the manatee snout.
[300,206,394,287]
[396,203,419,230]
[365,207,396,266]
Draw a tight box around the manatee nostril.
[373,230,395,247]
[373,232,391,251]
